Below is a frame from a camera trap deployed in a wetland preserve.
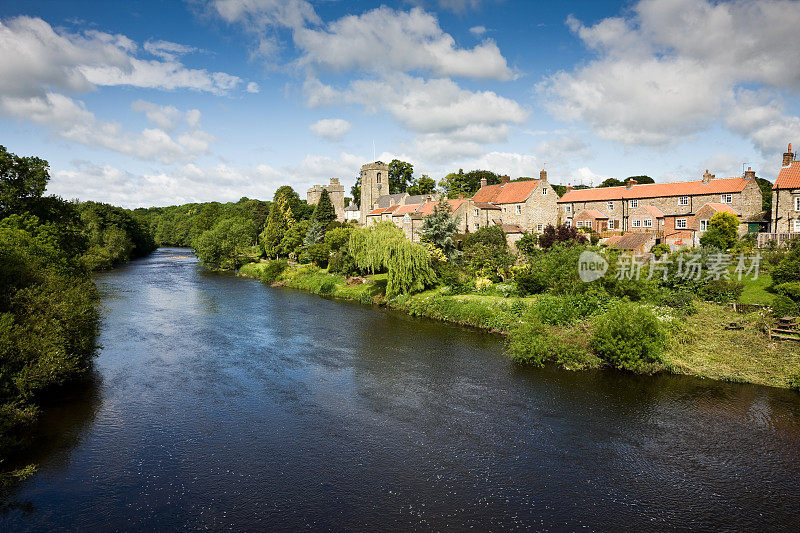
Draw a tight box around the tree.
[351,175,361,208]
[193,218,256,271]
[349,222,436,297]
[407,174,436,196]
[627,175,655,184]
[439,169,500,198]
[0,144,49,218]
[274,186,300,222]
[312,188,337,225]
[699,212,739,250]
[303,220,326,248]
[279,220,310,258]
[420,198,460,260]
[389,159,414,193]
[462,225,514,281]
[599,178,625,188]
[260,197,289,258]
[538,224,588,249]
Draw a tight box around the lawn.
[738,272,775,305]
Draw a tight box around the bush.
[307,242,331,267]
[773,282,800,303]
[506,318,592,368]
[526,291,610,325]
[590,302,666,372]
[259,259,287,284]
[771,241,800,285]
[699,279,744,303]
[462,225,506,250]
[319,279,336,295]
[520,243,589,295]
[655,290,697,315]
[327,251,358,276]
[651,243,670,258]
[324,226,353,252]
[435,264,473,294]
[771,295,799,317]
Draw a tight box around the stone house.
[772,143,800,234]
[573,209,609,232]
[344,203,360,222]
[307,178,346,222]
[469,170,558,233]
[558,170,764,246]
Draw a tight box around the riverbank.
[239,261,800,390]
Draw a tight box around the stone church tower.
[360,161,389,224]
[307,178,345,221]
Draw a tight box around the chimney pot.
[480,177,487,189]
[783,143,795,166]
[744,167,756,180]
[702,170,714,184]
[539,169,547,181]
[566,183,574,193]
[500,175,510,185]
[626,179,637,189]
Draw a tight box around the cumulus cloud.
[469,26,486,36]
[246,81,260,93]
[540,0,800,155]
[294,7,512,80]
[534,136,593,165]
[143,39,197,61]
[309,118,351,141]
[0,15,243,97]
[212,0,320,31]
[131,100,182,130]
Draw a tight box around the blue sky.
[2,0,799,207]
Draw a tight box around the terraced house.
[469,171,558,236]
[557,170,765,248]
[772,143,800,235]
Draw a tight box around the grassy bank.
[239,262,800,390]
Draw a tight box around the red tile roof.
[611,232,656,251]
[774,160,800,189]
[558,177,752,203]
[700,202,740,215]
[643,205,665,218]
[500,224,524,234]
[416,198,469,216]
[391,204,422,216]
[368,207,387,216]
[474,180,541,204]
[473,201,501,210]
[575,209,608,219]
[382,205,400,214]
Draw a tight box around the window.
[576,221,584,228]
[537,224,543,232]
[516,205,522,215]
[632,219,642,228]
[644,219,652,228]
[629,199,638,208]
[676,218,687,229]
[565,220,571,227]
[376,172,381,183]
[679,196,689,206]
[721,193,732,203]
[607,201,614,211]
[700,219,709,231]
[609,220,618,230]
[795,219,800,232]
[474,222,480,230]
[542,188,547,195]
[474,209,479,217]
[565,205,571,213]
[795,197,800,211]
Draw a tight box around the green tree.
[260,198,289,258]
[407,174,436,195]
[388,159,414,193]
[279,220,310,258]
[700,212,739,250]
[439,169,500,198]
[590,302,666,372]
[274,186,300,222]
[312,188,337,225]
[193,218,256,271]
[0,145,49,218]
[303,220,326,247]
[627,175,655,184]
[324,226,354,252]
[599,178,625,188]
[351,175,361,208]
[420,198,460,260]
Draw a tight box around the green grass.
[738,272,775,305]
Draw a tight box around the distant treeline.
[1,145,155,472]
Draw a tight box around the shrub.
[324,226,353,252]
[699,279,744,303]
[521,243,589,295]
[506,318,592,368]
[526,291,610,325]
[774,282,800,303]
[651,243,670,258]
[259,259,287,284]
[435,264,473,294]
[771,241,800,285]
[307,242,331,267]
[590,302,666,372]
[655,290,697,315]
[462,225,506,250]
[699,212,739,250]
[514,266,547,295]
[319,279,336,295]
[327,251,358,276]
[771,295,799,317]
[538,224,588,249]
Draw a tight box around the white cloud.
[246,81,260,93]
[534,136,593,165]
[309,118,351,141]
[454,151,541,178]
[469,26,486,36]
[540,0,800,154]
[212,0,320,31]
[0,92,212,164]
[185,108,202,127]
[131,100,182,130]
[294,7,512,80]
[0,15,243,97]
[143,39,197,61]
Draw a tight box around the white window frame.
[794,219,800,232]
[537,224,543,232]
[795,196,800,211]
[565,205,571,213]
[644,219,653,228]
[516,205,522,215]
[629,199,638,208]
[576,221,584,228]
[700,219,709,231]
[607,201,614,211]
[632,219,641,228]
[679,196,689,206]
[542,188,547,195]
[474,222,480,230]
[676,218,688,229]
[474,208,479,216]
[565,220,571,227]
[721,193,732,204]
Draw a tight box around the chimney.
[500,175,510,185]
[480,177,487,189]
[702,169,714,184]
[626,179,637,189]
[458,193,464,199]
[783,143,794,167]
[539,169,547,182]
[744,167,756,180]
[566,183,573,193]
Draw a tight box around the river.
[2,248,799,531]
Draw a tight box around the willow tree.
[348,221,436,298]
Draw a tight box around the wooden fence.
[757,233,799,248]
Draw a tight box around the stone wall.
[773,188,800,233]
[360,162,389,225]
[307,177,346,221]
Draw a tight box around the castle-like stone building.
[359,161,389,225]
[307,178,345,222]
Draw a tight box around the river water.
[2,248,799,531]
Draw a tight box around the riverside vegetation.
[0,146,155,478]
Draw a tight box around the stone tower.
[307,178,346,221]
[360,161,389,224]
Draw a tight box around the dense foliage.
[699,212,739,250]
[590,302,666,371]
[420,198,460,260]
[193,218,257,270]
[538,224,588,249]
[439,169,500,198]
